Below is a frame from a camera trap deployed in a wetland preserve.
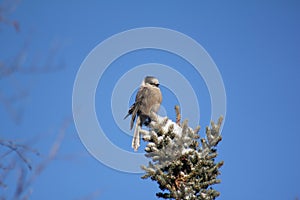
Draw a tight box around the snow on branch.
[141,107,224,200]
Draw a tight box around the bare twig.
[14,167,26,199]
[0,139,39,170]
[0,116,73,199]
[174,105,181,125]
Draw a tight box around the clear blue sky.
[1,1,300,199]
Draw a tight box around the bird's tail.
[132,116,141,151]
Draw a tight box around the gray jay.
[124,76,162,151]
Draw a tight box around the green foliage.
[141,116,224,200]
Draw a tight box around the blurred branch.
[0,159,16,188]
[0,2,77,200]
[28,117,72,182]
[1,0,65,124]
[75,189,102,200]
[1,0,69,186]
[0,41,65,79]
[0,89,28,124]
[0,139,39,170]
[0,0,21,32]
[0,40,65,125]
[0,116,73,199]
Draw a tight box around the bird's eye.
[150,82,159,87]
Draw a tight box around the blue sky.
[1,1,300,199]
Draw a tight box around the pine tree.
[140,106,223,200]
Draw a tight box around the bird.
[124,76,162,151]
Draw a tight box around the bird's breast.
[139,87,162,115]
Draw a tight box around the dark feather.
[130,104,139,129]
[124,86,150,129]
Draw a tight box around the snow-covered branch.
[141,112,224,200]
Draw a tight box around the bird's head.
[143,76,160,88]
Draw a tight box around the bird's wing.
[124,103,138,130]
[124,86,150,130]
[124,103,135,119]
[130,86,149,129]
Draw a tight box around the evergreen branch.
[141,114,224,199]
